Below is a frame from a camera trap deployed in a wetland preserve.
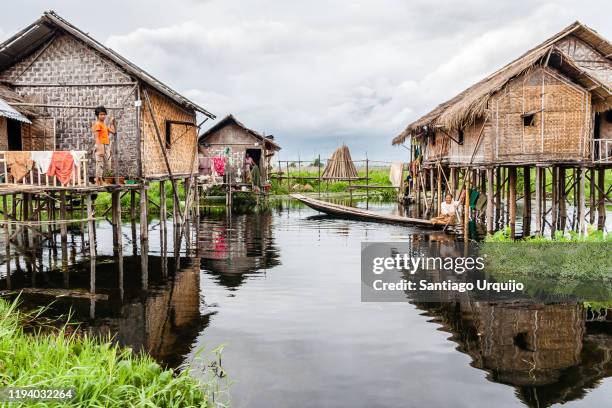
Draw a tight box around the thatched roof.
[199,114,281,151]
[393,21,612,145]
[0,11,215,119]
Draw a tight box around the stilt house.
[0,11,214,183]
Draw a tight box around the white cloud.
[3,0,610,159]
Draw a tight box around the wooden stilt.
[597,168,606,230]
[59,191,68,249]
[463,168,470,239]
[589,168,595,225]
[130,190,136,222]
[486,167,494,234]
[436,166,442,214]
[140,185,148,242]
[160,181,167,229]
[505,167,510,225]
[535,167,542,235]
[558,167,566,231]
[429,168,434,216]
[523,166,531,236]
[111,190,121,248]
[508,167,517,239]
[551,166,558,235]
[578,167,586,235]
[495,167,501,226]
[541,167,547,234]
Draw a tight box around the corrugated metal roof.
[0,97,32,123]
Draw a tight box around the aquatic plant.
[0,298,220,407]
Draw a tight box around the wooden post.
[523,166,531,236]
[597,168,605,230]
[578,167,586,235]
[508,167,516,239]
[365,156,369,204]
[450,167,456,198]
[317,154,321,198]
[436,166,442,215]
[130,190,136,221]
[495,167,501,225]
[559,167,566,231]
[589,168,595,225]
[463,168,470,239]
[160,181,167,230]
[429,168,434,216]
[111,189,121,248]
[551,166,557,235]
[286,162,290,193]
[535,167,542,235]
[140,184,148,242]
[59,191,68,250]
[541,167,547,234]
[505,167,510,224]
[486,167,494,234]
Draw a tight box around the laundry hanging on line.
[31,151,54,174]
[47,151,75,185]
[5,151,33,182]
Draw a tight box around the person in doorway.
[431,194,460,225]
[244,153,255,184]
[92,106,116,185]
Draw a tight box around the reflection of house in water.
[0,253,206,368]
[198,211,280,289]
[418,300,612,407]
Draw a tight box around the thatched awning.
[393,21,612,145]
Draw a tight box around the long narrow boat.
[291,193,442,229]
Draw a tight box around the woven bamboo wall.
[556,35,612,86]
[141,88,198,178]
[492,67,590,163]
[447,117,493,165]
[0,34,139,176]
[423,132,450,162]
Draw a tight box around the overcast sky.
[2,1,611,161]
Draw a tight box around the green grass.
[270,168,397,200]
[0,298,221,407]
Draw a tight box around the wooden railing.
[0,151,89,187]
[593,139,612,163]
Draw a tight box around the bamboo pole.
[589,168,595,225]
[463,168,470,239]
[535,167,542,235]
[436,166,442,215]
[523,166,531,236]
[140,184,148,242]
[508,167,517,239]
[597,168,605,230]
[541,167,546,234]
[318,154,321,198]
[486,167,494,234]
[559,167,567,231]
[578,167,586,235]
[551,166,558,235]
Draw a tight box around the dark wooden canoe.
[291,193,442,229]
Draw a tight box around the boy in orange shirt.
[92,106,116,185]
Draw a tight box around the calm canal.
[0,200,610,407]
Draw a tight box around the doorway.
[7,119,22,151]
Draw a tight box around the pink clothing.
[47,151,75,186]
[212,156,225,176]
